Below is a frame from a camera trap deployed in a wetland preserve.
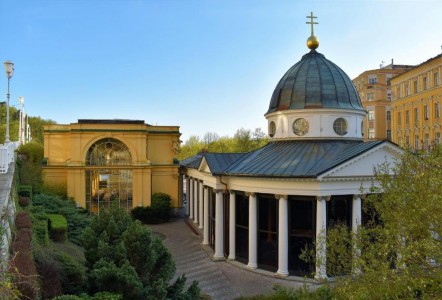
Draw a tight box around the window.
[436,103,441,119]
[397,86,402,98]
[414,108,419,123]
[368,76,377,84]
[405,110,410,124]
[424,134,430,149]
[434,72,440,86]
[405,136,410,147]
[423,77,428,90]
[436,132,441,145]
[413,80,418,93]
[398,111,402,125]
[386,74,392,86]
[368,129,375,139]
[386,111,391,121]
[424,105,430,120]
[368,110,375,121]
[405,84,410,96]
[268,121,276,138]
[387,90,392,101]
[387,130,391,140]
[333,118,348,136]
[415,135,420,150]
[367,93,374,101]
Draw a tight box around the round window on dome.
[333,118,348,136]
[269,121,276,137]
[293,118,309,136]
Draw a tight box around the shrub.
[131,193,171,224]
[18,196,30,207]
[34,244,64,299]
[48,214,68,242]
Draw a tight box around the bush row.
[131,192,171,224]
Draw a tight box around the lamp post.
[3,61,14,143]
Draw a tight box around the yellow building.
[42,119,182,213]
[353,62,414,141]
[391,54,441,149]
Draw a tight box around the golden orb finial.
[307,35,319,50]
[306,12,319,50]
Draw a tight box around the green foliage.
[51,292,122,300]
[83,205,200,299]
[235,285,334,300]
[0,105,19,144]
[178,128,268,160]
[16,141,45,193]
[28,115,57,144]
[48,214,68,242]
[32,194,91,246]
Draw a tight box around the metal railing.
[0,142,20,173]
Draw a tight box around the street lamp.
[3,60,14,143]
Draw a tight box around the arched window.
[85,138,133,213]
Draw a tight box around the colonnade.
[183,175,363,279]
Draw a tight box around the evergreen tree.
[82,206,200,300]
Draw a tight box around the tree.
[28,116,56,144]
[82,206,200,299]
[202,132,219,145]
[16,141,44,193]
[306,146,442,299]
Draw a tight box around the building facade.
[180,16,403,280]
[42,119,182,213]
[391,54,442,149]
[353,63,414,141]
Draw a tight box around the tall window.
[424,134,430,149]
[368,129,375,139]
[405,84,410,96]
[398,111,402,125]
[413,80,418,93]
[387,90,392,101]
[368,110,375,121]
[436,132,441,145]
[367,93,374,101]
[434,72,440,86]
[414,107,419,123]
[423,77,428,90]
[415,135,420,150]
[85,138,133,213]
[386,111,391,121]
[424,105,430,120]
[387,130,392,140]
[436,102,441,119]
[406,110,410,124]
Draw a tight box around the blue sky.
[1,0,441,142]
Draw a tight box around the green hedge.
[48,214,68,242]
[131,193,171,224]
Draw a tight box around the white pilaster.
[198,181,204,229]
[214,190,224,260]
[247,193,258,269]
[203,186,209,245]
[315,196,327,280]
[193,180,199,224]
[276,195,289,277]
[189,178,193,219]
[228,191,236,260]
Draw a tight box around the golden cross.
[306,12,318,35]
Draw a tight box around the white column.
[276,195,289,277]
[193,180,199,224]
[185,176,190,216]
[214,190,225,260]
[202,186,209,245]
[198,181,204,229]
[315,196,327,280]
[247,193,258,269]
[228,191,236,260]
[352,194,362,275]
[352,194,362,232]
[189,178,193,219]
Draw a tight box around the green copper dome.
[267,50,364,114]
